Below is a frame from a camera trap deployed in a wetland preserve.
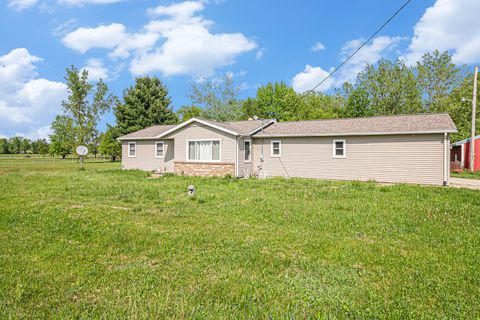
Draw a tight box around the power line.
[303,0,414,95]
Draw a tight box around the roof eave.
[156,118,239,138]
[253,129,457,138]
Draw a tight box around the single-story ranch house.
[118,113,457,185]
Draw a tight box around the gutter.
[253,130,457,138]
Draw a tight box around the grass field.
[1,162,479,319]
[451,170,480,179]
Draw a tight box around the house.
[118,113,457,185]
[451,135,480,172]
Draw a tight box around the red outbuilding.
[451,135,480,172]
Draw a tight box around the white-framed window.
[155,141,164,158]
[128,142,136,157]
[333,139,346,158]
[244,140,251,162]
[187,139,221,162]
[271,140,281,157]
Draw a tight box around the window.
[333,139,346,158]
[188,140,220,161]
[271,140,281,157]
[244,140,251,162]
[128,142,136,157]
[155,141,164,158]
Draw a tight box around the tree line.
[1,50,478,160]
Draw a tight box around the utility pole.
[470,66,478,172]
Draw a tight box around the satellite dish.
[76,146,89,156]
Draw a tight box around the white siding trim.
[271,140,281,157]
[157,118,238,138]
[186,138,222,162]
[333,139,346,159]
[155,141,165,158]
[128,142,136,158]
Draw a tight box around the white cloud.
[291,65,335,93]
[62,0,257,78]
[81,58,109,81]
[291,36,403,92]
[58,0,123,5]
[7,0,38,10]
[62,23,127,53]
[403,0,480,65]
[0,48,67,139]
[311,42,325,52]
[256,49,264,60]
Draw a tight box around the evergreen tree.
[115,76,178,135]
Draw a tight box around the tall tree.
[337,83,373,118]
[356,59,422,115]
[446,73,480,141]
[35,139,49,155]
[62,66,116,146]
[177,105,202,121]
[49,115,75,159]
[297,92,341,120]
[253,82,302,120]
[416,50,462,112]
[21,138,31,154]
[8,136,22,154]
[189,74,242,121]
[115,76,178,135]
[99,125,121,161]
[0,138,9,154]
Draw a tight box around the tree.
[35,139,49,155]
[88,129,101,158]
[62,66,116,146]
[115,76,178,135]
[99,125,121,161]
[416,50,463,112]
[49,116,75,159]
[356,59,422,115]
[189,74,242,121]
[296,92,341,120]
[0,138,9,154]
[21,138,31,154]
[446,73,480,141]
[337,83,373,118]
[8,136,22,154]
[177,105,202,121]
[252,82,302,121]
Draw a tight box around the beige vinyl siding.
[164,123,237,163]
[252,134,446,185]
[121,140,174,171]
[237,136,253,177]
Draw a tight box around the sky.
[1,0,480,140]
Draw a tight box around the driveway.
[450,177,480,190]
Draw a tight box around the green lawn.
[451,170,480,179]
[1,162,479,319]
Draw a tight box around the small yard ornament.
[187,185,196,196]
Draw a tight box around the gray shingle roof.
[254,113,456,137]
[117,124,177,140]
[118,113,456,140]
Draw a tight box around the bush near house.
[0,162,479,318]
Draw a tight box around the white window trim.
[244,140,251,163]
[128,142,136,158]
[333,139,346,158]
[186,138,222,163]
[155,141,165,158]
[271,140,281,157]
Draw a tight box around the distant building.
[451,135,480,172]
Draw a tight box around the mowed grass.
[451,170,480,180]
[0,162,479,319]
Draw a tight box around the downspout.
[443,132,449,186]
[235,136,239,178]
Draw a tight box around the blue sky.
[1,0,480,139]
